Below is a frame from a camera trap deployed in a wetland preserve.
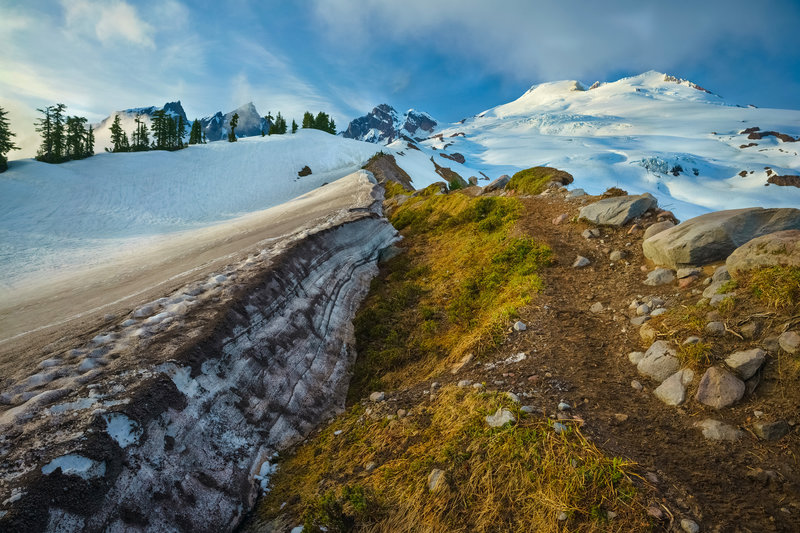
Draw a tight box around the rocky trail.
[308,185,800,533]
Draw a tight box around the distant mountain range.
[341,104,437,144]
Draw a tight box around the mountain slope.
[342,104,437,143]
[199,102,268,142]
[92,101,189,152]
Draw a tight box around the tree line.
[0,103,343,172]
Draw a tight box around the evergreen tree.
[0,106,19,172]
[35,106,53,162]
[189,119,202,145]
[313,111,328,131]
[291,119,298,134]
[176,115,185,149]
[269,112,288,135]
[108,114,128,153]
[51,103,66,161]
[302,111,314,129]
[131,114,150,151]
[84,122,95,158]
[151,109,167,149]
[328,117,336,134]
[65,115,87,159]
[228,112,239,142]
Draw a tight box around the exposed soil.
[767,174,800,188]
[353,188,799,532]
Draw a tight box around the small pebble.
[680,518,700,533]
[557,401,571,411]
[631,380,643,391]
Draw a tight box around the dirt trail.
[420,190,798,532]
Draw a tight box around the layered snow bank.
[0,171,399,532]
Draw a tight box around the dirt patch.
[438,152,466,164]
[362,153,414,191]
[298,165,312,176]
[767,174,800,188]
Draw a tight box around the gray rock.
[513,321,527,332]
[683,336,702,345]
[609,250,627,261]
[676,268,701,279]
[695,367,745,409]
[636,303,651,316]
[705,321,725,337]
[726,229,800,276]
[506,392,520,403]
[558,401,571,411]
[643,207,800,269]
[653,368,695,406]
[484,174,511,192]
[630,316,650,326]
[566,188,587,198]
[457,380,472,387]
[643,220,675,241]
[579,194,658,227]
[696,419,742,441]
[468,176,479,186]
[637,340,680,382]
[628,351,645,364]
[650,308,667,317]
[428,468,447,492]
[631,380,643,391]
[681,518,700,533]
[725,348,766,379]
[753,420,790,441]
[763,336,781,353]
[582,228,601,239]
[520,405,536,414]
[644,268,675,286]
[778,331,800,354]
[573,256,590,268]
[369,391,385,402]
[740,321,762,340]
[553,422,568,434]
[702,280,726,298]
[709,293,733,307]
[486,407,516,428]
[648,297,666,308]
[589,302,604,313]
[712,265,731,283]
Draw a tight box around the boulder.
[643,207,800,269]
[725,348,766,379]
[726,229,800,276]
[654,368,694,406]
[468,176,479,186]
[696,419,742,441]
[753,421,790,441]
[695,367,745,409]
[566,188,587,198]
[778,331,800,354]
[644,268,675,286]
[579,194,657,227]
[484,174,511,193]
[637,340,680,382]
[643,220,675,240]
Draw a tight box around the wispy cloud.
[62,0,156,49]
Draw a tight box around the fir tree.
[108,114,128,153]
[189,119,202,145]
[176,115,185,149]
[0,106,19,172]
[35,106,53,162]
[84,122,95,158]
[302,111,314,129]
[65,115,87,159]
[51,103,66,161]
[131,114,150,151]
[151,109,167,149]
[328,117,336,134]
[291,119,298,134]
[228,112,239,142]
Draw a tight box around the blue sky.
[2,0,799,157]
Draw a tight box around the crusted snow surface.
[41,455,106,480]
[103,413,142,448]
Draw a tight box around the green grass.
[506,167,573,196]
[745,266,800,312]
[349,193,552,400]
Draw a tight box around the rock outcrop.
[579,194,657,227]
[342,104,437,144]
[643,208,800,269]
[726,229,800,276]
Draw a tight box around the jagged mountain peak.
[342,104,437,144]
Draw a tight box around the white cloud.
[62,0,155,48]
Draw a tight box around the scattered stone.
[683,336,702,345]
[506,392,520,403]
[457,380,472,388]
[712,266,731,283]
[365,462,376,471]
[763,336,781,353]
[513,321,527,332]
[696,419,743,441]
[637,340,680,382]
[553,422,567,434]
[579,194,657,226]
[654,369,695,406]
[484,174,511,192]
[754,410,764,417]
[472,383,484,390]
[582,228,601,239]
[609,250,627,261]
[520,405,535,414]
[397,409,407,418]
[725,348,766,379]
[552,213,569,225]
[450,352,474,374]
[636,303,651,316]
[676,267,701,279]
[739,321,762,340]
[753,420,790,441]
[648,297,666,308]
[557,401,571,411]
[468,176,479,186]
[573,256,590,268]
[695,367,745,409]
[643,220,676,240]
[678,275,699,289]
[631,380,643,391]
[650,308,667,317]
[566,188,586,199]
[644,268,675,286]
[726,229,800,276]
[614,413,629,422]
[557,511,568,521]
[428,469,448,492]
[369,391,385,402]
[486,408,515,427]
[681,518,700,533]
[630,316,650,326]
[589,302,604,313]
[647,505,664,520]
[709,293,733,307]
[778,331,800,354]
[607,511,618,520]
[747,468,779,486]
[628,351,645,364]
[705,321,725,337]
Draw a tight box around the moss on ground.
[506,167,573,196]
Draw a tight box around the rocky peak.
[342,104,437,144]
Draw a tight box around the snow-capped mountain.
[93,101,189,152]
[404,70,799,218]
[342,104,437,144]
[199,102,269,142]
